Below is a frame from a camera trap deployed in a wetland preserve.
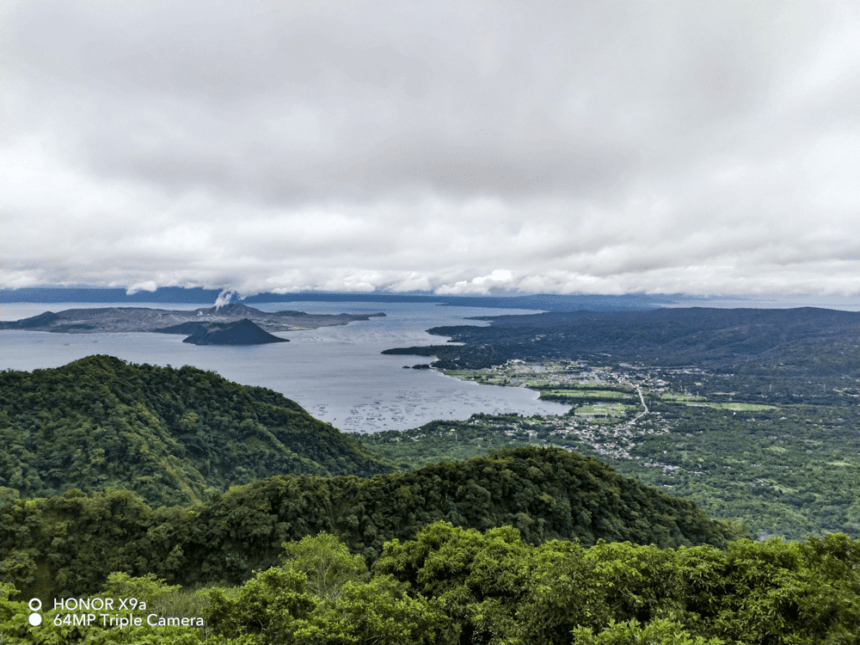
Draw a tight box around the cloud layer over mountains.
[3,1,859,296]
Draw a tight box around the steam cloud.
[213,291,236,309]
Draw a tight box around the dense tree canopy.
[2,527,858,645]
[1,447,736,600]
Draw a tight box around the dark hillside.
[0,356,393,506]
[384,307,860,405]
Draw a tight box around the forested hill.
[383,307,860,405]
[1,446,741,598]
[0,356,394,506]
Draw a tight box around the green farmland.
[541,388,634,400]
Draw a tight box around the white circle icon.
[28,599,43,626]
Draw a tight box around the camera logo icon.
[28,598,42,626]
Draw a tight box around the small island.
[177,319,288,345]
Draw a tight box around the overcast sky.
[2,1,859,297]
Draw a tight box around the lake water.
[0,301,569,433]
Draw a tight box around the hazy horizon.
[3,287,860,312]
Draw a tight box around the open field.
[542,388,634,399]
[574,403,638,417]
[660,392,705,402]
[685,401,777,412]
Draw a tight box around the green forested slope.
[0,356,393,506]
[0,447,738,599]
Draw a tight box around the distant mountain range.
[4,286,858,312]
[0,286,670,311]
[0,303,385,343]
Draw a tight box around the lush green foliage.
[571,619,726,645]
[206,545,446,645]
[376,524,860,645]
[2,528,858,645]
[1,447,734,600]
[0,356,394,506]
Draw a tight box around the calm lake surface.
[0,301,570,433]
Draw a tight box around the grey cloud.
[2,1,859,296]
